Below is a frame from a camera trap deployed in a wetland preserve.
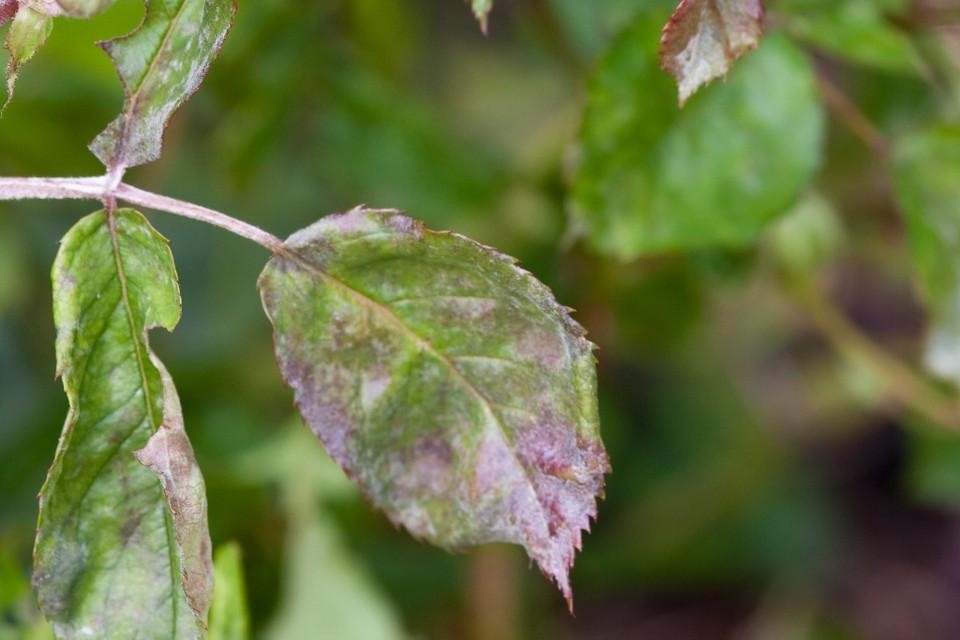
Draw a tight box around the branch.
[791,277,960,431]
[0,176,285,253]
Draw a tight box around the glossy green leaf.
[773,0,920,74]
[55,0,116,18]
[209,543,249,640]
[893,126,960,383]
[4,5,53,107]
[659,0,764,106]
[34,209,212,638]
[89,0,236,171]
[468,0,492,33]
[258,208,609,607]
[573,10,823,259]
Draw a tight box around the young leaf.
[468,0,493,33]
[55,0,116,18]
[209,543,249,640]
[34,209,212,638]
[660,0,764,106]
[89,0,236,172]
[0,0,17,25]
[573,11,823,259]
[4,5,54,107]
[893,127,960,384]
[258,208,609,607]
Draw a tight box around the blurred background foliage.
[2,0,960,638]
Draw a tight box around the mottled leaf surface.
[90,0,236,171]
[893,127,960,383]
[209,543,249,640]
[34,209,211,639]
[0,0,17,25]
[468,0,493,32]
[660,0,764,105]
[573,9,823,259]
[4,5,53,106]
[258,208,609,606]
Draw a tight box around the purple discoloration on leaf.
[258,208,609,609]
[0,0,17,24]
[660,0,765,105]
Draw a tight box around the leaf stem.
[0,175,286,253]
[791,276,960,431]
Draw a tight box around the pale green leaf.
[208,543,249,640]
[573,10,824,259]
[4,6,53,107]
[258,208,609,607]
[893,126,960,383]
[766,191,844,274]
[89,0,236,171]
[468,0,492,33]
[659,0,764,106]
[773,0,921,74]
[35,209,212,639]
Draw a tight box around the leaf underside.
[660,0,765,106]
[573,9,823,259]
[258,208,609,607]
[34,209,211,639]
[56,0,117,18]
[90,0,236,171]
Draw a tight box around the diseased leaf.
[89,0,236,171]
[893,127,960,383]
[258,208,609,607]
[55,0,116,18]
[573,10,823,259]
[4,5,53,107]
[0,0,17,25]
[34,209,211,638]
[660,0,764,106]
[209,543,249,640]
[468,0,493,33]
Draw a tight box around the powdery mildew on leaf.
[34,209,211,639]
[55,0,116,18]
[258,208,609,608]
[4,4,53,107]
[660,0,764,106]
[89,0,236,171]
[135,356,213,625]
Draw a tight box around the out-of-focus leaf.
[468,0,492,33]
[573,10,824,259]
[0,0,17,25]
[34,209,211,638]
[55,0,116,18]
[4,6,53,106]
[893,126,960,383]
[89,0,236,171]
[258,208,609,607]
[660,0,765,106]
[265,511,405,640]
[209,543,249,640]
[766,191,844,274]
[905,423,960,507]
[773,0,920,74]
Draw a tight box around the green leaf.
[4,5,54,107]
[660,0,765,106]
[766,191,844,274]
[89,0,236,171]
[572,12,824,259]
[772,0,920,74]
[35,209,212,638]
[208,543,249,640]
[258,208,609,607]
[893,126,960,383]
[468,0,493,33]
[55,0,117,18]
